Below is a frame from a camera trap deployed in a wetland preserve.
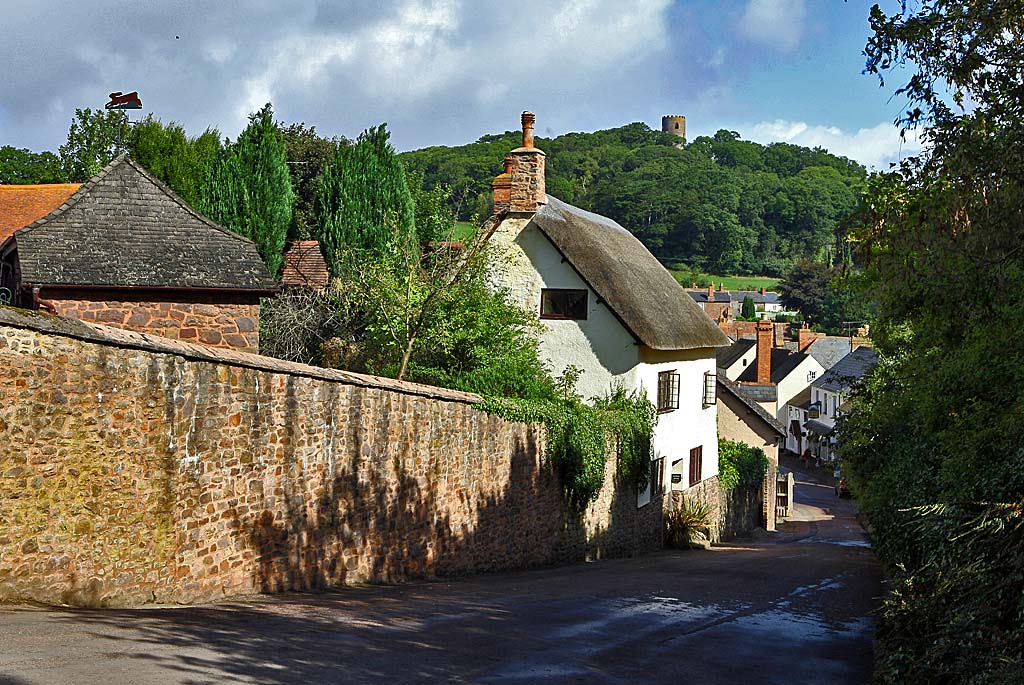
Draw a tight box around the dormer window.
[540,288,588,320]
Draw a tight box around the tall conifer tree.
[315,124,415,273]
[202,103,293,276]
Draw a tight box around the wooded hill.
[401,123,866,276]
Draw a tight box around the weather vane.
[105,91,143,110]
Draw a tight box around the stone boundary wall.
[0,307,662,607]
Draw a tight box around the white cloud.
[743,119,923,169]
[739,0,806,52]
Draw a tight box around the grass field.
[670,271,780,291]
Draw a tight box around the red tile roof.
[0,183,81,244]
[281,240,330,289]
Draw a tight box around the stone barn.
[0,156,276,353]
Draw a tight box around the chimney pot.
[522,111,536,149]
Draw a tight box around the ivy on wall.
[478,381,656,510]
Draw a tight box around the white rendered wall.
[488,217,641,401]
[638,348,720,497]
[489,216,720,505]
[774,356,825,419]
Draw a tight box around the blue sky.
[0,1,921,169]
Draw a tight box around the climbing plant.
[717,439,769,491]
[478,380,656,510]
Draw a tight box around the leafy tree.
[777,259,832,322]
[128,116,222,208]
[58,108,129,181]
[0,147,64,184]
[202,103,294,276]
[840,1,1024,681]
[315,124,415,273]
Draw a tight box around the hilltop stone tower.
[662,115,686,139]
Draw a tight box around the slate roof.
[812,346,878,393]
[281,240,330,289]
[687,289,781,305]
[736,347,810,385]
[0,184,81,243]
[530,196,729,351]
[804,418,836,437]
[804,337,853,371]
[687,290,732,304]
[7,157,276,291]
[718,377,786,436]
[716,337,756,370]
[734,382,777,403]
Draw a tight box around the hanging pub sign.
[105,91,143,110]
[808,402,820,419]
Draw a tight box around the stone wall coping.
[0,306,482,405]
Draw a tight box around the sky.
[0,0,922,170]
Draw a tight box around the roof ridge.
[12,156,126,239]
[121,156,252,245]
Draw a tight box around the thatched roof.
[8,156,276,292]
[530,196,729,351]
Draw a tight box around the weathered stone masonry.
[47,290,260,353]
[0,308,662,607]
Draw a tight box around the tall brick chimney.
[492,111,547,215]
[756,314,773,385]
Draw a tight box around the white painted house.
[486,112,730,507]
[801,346,879,463]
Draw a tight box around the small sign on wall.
[671,473,682,484]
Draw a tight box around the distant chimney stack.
[756,315,773,385]
[492,111,547,215]
[707,283,715,300]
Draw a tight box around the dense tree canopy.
[279,122,345,240]
[128,116,222,209]
[0,146,64,184]
[58,108,130,181]
[315,124,415,273]
[402,123,866,275]
[840,1,1024,681]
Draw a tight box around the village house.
[486,112,730,507]
[797,346,879,463]
[0,156,276,353]
[717,316,825,421]
[687,284,786,320]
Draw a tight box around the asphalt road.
[0,465,880,684]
